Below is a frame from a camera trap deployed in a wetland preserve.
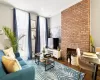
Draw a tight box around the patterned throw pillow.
[3,47,15,59]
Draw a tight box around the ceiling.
[0,0,82,17]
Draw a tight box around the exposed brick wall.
[61,0,90,59]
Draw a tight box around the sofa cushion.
[15,52,20,58]
[22,65,29,69]
[0,50,6,78]
[19,60,26,67]
[17,57,23,61]
[2,56,22,73]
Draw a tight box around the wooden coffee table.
[35,53,55,71]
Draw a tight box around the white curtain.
[39,17,46,52]
[16,9,29,60]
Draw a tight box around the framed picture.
[31,30,36,40]
[31,20,36,40]
[31,20,36,29]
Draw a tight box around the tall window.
[39,17,46,52]
[16,9,29,60]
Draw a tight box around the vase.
[40,53,44,60]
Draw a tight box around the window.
[16,9,29,60]
[39,17,46,52]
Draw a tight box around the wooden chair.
[76,48,94,72]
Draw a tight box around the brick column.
[61,0,90,59]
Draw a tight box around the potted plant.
[3,26,26,53]
[42,47,45,56]
[57,46,60,51]
[3,26,18,53]
[90,35,95,52]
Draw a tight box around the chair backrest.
[76,48,81,57]
[76,48,94,71]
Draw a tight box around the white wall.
[91,0,100,47]
[0,4,13,29]
[31,13,37,21]
[0,4,13,49]
[50,13,61,38]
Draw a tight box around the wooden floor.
[54,59,100,80]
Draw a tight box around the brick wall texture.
[61,0,90,59]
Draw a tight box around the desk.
[82,56,100,80]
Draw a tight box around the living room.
[0,0,100,80]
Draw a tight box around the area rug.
[26,60,85,80]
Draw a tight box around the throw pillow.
[3,47,15,59]
[2,56,22,73]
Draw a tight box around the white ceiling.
[0,0,82,17]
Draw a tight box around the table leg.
[45,60,55,71]
[92,64,98,80]
[45,60,46,71]
[35,56,40,65]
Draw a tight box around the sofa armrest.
[1,66,35,80]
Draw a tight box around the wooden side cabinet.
[53,50,61,59]
[46,48,61,59]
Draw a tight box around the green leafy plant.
[57,46,60,51]
[90,35,94,47]
[90,35,95,52]
[2,26,18,53]
[42,47,45,53]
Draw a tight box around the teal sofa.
[0,50,35,80]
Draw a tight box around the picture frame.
[31,20,36,40]
[31,20,36,29]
